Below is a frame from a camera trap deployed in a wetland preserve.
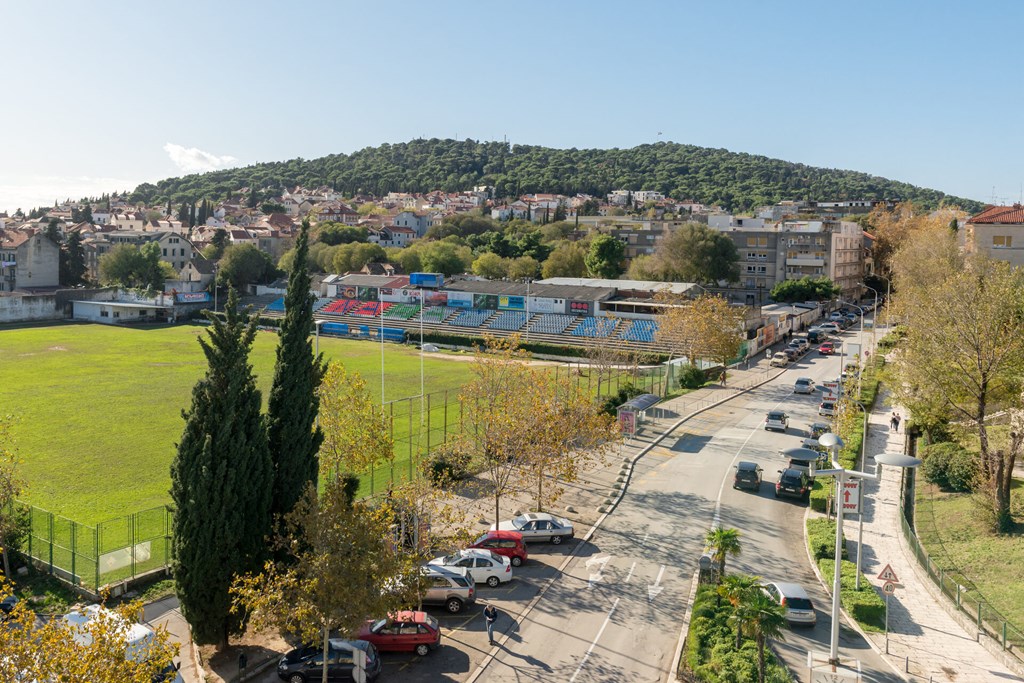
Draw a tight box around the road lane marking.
[568,597,620,683]
[625,561,636,583]
[586,554,611,587]
[648,564,666,600]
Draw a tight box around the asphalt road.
[474,325,900,683]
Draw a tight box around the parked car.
[764,411,789,432]
[775,468,812,501]
[829,312,844,322]
[420,565,476,613]
[428,549,513,587]
[808,422,831,439]
[491,512,574,545]
[818,342,834,355]
[791,337,809,350]
[783,347,800,361]
[787,455,819,478]
[769,352,789,368]
[819,400,836,417]
[357,611,441,657]
[277,640,382,682]
[807,328,823,344]
[761,582,817,626]
[819,322,840,334]
[733,461,763,491]
[468,530,528,567]
[793,377,815,394]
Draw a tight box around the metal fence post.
[427,392,432,455]
[70,521,77,585]
[48,512,54,573]
[130,512,136,579]
[1003,622,1008,650]
[27,506,32,559]
[94,525,100,591]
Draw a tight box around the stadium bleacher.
[619,319,660,342]
[312,297,332,313]
[265,297,286,312]
[383,303,421,320]
[529,313,576,335]
[571,316,620,338]
[420,306,455,323]
[488,311,527,332]
[322,299,360,315]
[449,308,492,328]
[351,302,392,317]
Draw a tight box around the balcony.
[786,256,826,267]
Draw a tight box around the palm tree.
[744,591,788,683]
[704,526,742,581]
[718,574,761,647]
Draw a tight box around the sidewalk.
[854,396,1023,682]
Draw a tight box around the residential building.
[393,210,429,237]
[82,230,195,281]
[962,204,1024,266]
[0,230,60,292]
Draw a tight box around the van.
[63,605,183,682]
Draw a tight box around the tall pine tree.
[170,288,273,650]
[266,220,325,523]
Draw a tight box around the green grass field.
[0,322,476,524]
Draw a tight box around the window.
[993,235,1013,248]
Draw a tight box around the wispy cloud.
[163,143,239,174]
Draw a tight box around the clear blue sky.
[2,0,1021,213]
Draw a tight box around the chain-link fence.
[16,501,173,597]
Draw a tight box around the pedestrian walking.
[893,412,901,433]
[889,414,896,431]
[484,604,498,644]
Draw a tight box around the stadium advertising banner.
[357,286,378,301]
[342,286,358,299]
[447,291,474,309]
[424,290,448,307]
[498,295,525,311]
[570,301,592,315]
[528,297,563,314]
[175,292,210,303]
[473,294,498,310]
[378,287,407,303]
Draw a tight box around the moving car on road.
[818,342,834,355]
[357,611,441,657]
[761,582,817,626]
[733,461,763,491]
[793,377,815,394]
[775,468,811,501]
[491,512,574,545]
[819,400,836,417]
[428,549,513,587]
[764,411,789,432]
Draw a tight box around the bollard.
[905,656,909,673]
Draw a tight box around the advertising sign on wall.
[570,301,591,315]
[357,286,378,301]
[175,292,210,303]
[424,291,448,307]
[498,295,525,311]
[528,297,563,314]
[474,294,498,310]
[447,291,474,309]
[342,286,358,299]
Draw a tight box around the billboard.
[474,294,498,310]
[175,291,210,303]
[410,272,444,288]
[570,301,591,315]
[447,291,474,308]
[498,295,525,311]
[528,297,563,314]
[342,285,358,299]
[357,286,378,301]
[424,290,448,307]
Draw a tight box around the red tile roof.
[969,204,1024,224]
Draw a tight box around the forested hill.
[130,139,983,213]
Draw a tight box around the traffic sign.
[877,563,900,583]
[882,581,896,595]
[841,479,861,514]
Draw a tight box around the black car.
[277,640,381,682]
[775,468,811,501]
[733,462,763,491]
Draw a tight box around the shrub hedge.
[921,441,977,492]
[681,584,793,682]
[806,518,848,561]
[818,559,887,632]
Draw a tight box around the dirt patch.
[48,346,68,352]
[199,629,292,683]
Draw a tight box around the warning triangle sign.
[877,563,900,583]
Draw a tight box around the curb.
[466,367,786,683]
[801,506,909,682]
[665,569,700,683]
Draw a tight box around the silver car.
[491,512,574,545]
[762,581,817,626]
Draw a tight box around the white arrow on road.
[586,555,611,587]
[648,564,666,601]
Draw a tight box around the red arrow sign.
[843,490,851,503]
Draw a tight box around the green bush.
[818,559,887,632]
[807,518,848,561]
[809,477,830,513]
[420,446,470,486]
[676,363,706,390]
[600,382,644,416]
[921,442,977,492]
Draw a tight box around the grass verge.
[805,518,885,632]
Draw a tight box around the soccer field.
[0,321,476,524]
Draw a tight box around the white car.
[770,352,789,367]
[762,581,817,626]
[819,322,840,334]
[491,512,575,544]
[428,549,512,587]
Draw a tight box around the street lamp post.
[840,300,866,398]
[877,274,892,329]
[860,283,880,350]
[816,432,921,667]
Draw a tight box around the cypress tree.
[170,288,273,650]
[266,219,325,523]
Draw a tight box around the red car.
[357,610,441,656]
[468,530,528,566]
[818,343,834,355]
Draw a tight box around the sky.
[2,0,1022,214]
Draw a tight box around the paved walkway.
[853,397,1023,682]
